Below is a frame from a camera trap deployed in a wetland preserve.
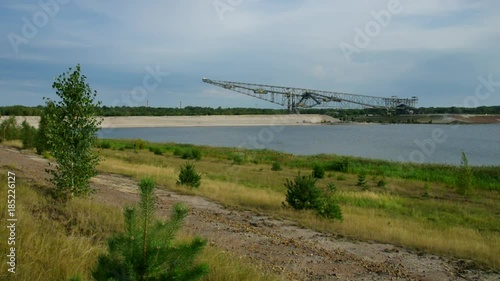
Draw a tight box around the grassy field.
[94,139,500,270]
[1,138,499,280]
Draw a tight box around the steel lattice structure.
[202,78,418,113]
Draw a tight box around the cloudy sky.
[1,0,499,109]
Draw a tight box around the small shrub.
[0,116,20,141]
[173,147,183,156]
[283,174,321,210]
[231,153,245,165]
[133,139,147,150]
[98,141,112,149]
[312,164,325,179]
[271,162,282,171]
[41,151,52,159]
[377,177,387,188]
[328,158,350,173]
[181,149,193,159]
[92,178,208,280]
[316,196,343,221]
[422,183,431,198]
[357,173,368,189]
[177,162,201,188]
[149,146,164,155]
[326,182,337,193]
[21,120,37,149]
[457,151,473,196]
[336,174,347,181]
[191,148,202,160]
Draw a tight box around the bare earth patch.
[1,146,498,281]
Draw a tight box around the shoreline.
[2,114,500,129]
[2,115,339,129]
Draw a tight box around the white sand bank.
[2,115,339,129]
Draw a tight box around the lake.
[98,124,500,166]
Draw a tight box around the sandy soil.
[1,146,498,281]
[1,115,338,129]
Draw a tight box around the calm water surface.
[99,124,500,166]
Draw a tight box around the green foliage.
[457,151,473,196]
[231,152,245,165]
[271,162,282,171]
[284,174,342,221]
[422,183,431,198]
[148,146,164,155]
[35,101,54,155]
[376,177,387,188]
[315,196,343,221]
[21,120,37,149]
[68,274,82,281]
[92,178,208,281]
[98,140,112,149]
[182,148,201,160]
[328,158,350,173]
[357,173,368,189]
[96,139,500,191]
[312,164,325,179]
[172,147,202,160]
[0,116,20,141]
[177,162,201,188]
[283,174,321,210]
[173,147,183,157]
[326,182,337,193]
[134,139,147,150]
[44,64,102,201]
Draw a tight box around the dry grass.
[1,140,23,149]
[289,206,500,269]
[98,152,500,270]
[0,168,285,280]
[0,173,113,281]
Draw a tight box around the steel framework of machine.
[202,78,418,113]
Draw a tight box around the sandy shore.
[2,115,338,129]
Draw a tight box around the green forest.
[1,105,500,117]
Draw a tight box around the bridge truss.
[202,78,418,113]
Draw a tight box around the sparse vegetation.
[0,170,282,281]
[94,139,500,191]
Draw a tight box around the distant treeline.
[1,105,500,116]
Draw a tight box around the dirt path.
[1,146,498,281]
